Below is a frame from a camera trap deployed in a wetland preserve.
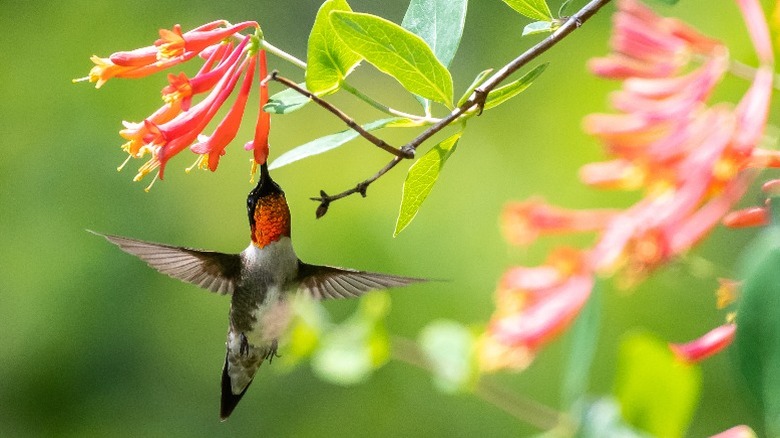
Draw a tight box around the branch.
[311,157,404,218]
[270,72,413,159]
[314,0,614,215]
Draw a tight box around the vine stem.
[270,73,413,159]
[260,40,430,122]
[390,336,562,431]
[311,0,614,213]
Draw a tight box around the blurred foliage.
[0,0,775,436]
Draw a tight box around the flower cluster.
[479,0,775,372]
[75,21,271,189]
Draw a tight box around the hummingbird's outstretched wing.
[297,262,427,299]
[89,230,241,295]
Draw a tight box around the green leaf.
[264,84,310,114]
[734,206,780,437]
[394,131,461,236]
[401,0,467,111]
[330,11,454,106]
[401,0,467,68]
[522,20,556,36]
[456,68,493,107]
[418,320,475,393]
[483,63,547,111]
[269,117,420,170]
[306,0,363,95]
[651,0,680,4]
[502,0,553,21]
[562,282,601,409]
[615,332,700,438]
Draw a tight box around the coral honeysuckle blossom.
[479,0,775,372]
[75,21,271,190]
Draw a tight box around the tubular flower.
[670,323,736,364]
[245,49,271,165]
[479,249,594,372]
[486,0,774,372]
[501,197,618,246]
[76,20,279,189]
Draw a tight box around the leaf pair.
[306,0,460,107]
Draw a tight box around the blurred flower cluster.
[76,21,270,189]
[479,0,775,372]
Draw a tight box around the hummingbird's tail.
[220,353,254,421]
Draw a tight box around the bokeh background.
[1,0,776,436]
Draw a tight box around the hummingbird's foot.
[264,340,281,363]
[239,333,250,357]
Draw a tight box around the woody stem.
[270,72,413,160]
[313,0,614,215]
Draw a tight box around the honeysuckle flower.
[245,49,271,165]
[479,249,593,372]
[77,20,274,188]
[162,42,234,111]
[669,323,736,364]
[484,0,774,372]
[155,21,256,60]
[190,52,257,172]
[501,197,618,246]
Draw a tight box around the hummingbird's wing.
[297,262,427,299]
[89,231,241,295]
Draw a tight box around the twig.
[406,0,612,152]
[311,157,404,218]
[315,0,614,214]
[270,72,413,159]
[390,336,562,431]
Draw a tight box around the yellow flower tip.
[185,154,209,174]
[117,154,133,172]
[71,76,90,84]
[143,173,160,192]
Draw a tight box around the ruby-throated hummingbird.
[91,164,425,420]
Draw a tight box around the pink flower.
[480,249,594,372]
[482,0,774,372]
[244,49,271,165]
[190,52,257,172]
[501,197,618,246]
[670,323,736,364]
[77,21,273,188]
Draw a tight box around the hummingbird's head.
[247,163,291,248]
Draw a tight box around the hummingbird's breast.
[231,237,299,345]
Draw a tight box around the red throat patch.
[251,193,291,248]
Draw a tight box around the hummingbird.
[91,163,425,420]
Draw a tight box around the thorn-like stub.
[400,146,415,159]
[357,183,368,198]
[472,89,488,116]
[314,190,330,218]
[316,201,330,219]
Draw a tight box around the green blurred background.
[0,0,775,436]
